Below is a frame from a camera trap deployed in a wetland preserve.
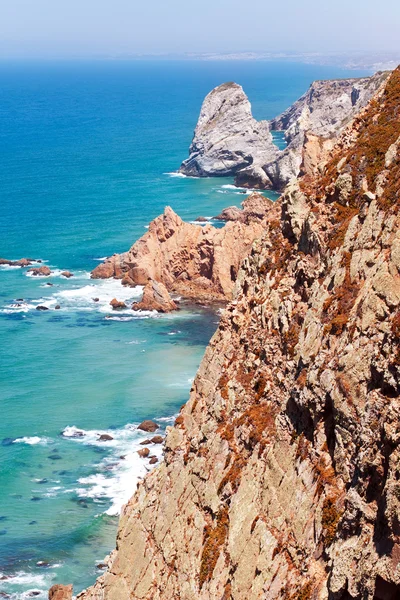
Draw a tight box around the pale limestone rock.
[179,82,277,179]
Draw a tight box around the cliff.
[180,72,390,192]
[72,67,400,600]
[91,194,273,302]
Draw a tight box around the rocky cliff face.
[73,67,400,600]
[266,71,390,190]
[91,194,273,302]
[179,82,278,188]
[180,72,390,192]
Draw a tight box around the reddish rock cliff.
[73,68,400,600]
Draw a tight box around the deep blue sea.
[0,60,367,598]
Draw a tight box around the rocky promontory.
[68,67,400,600]
[180,71,390,191]
[179,82,278,188]
[91,193,273,302]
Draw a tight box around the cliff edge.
[65,68,400,600]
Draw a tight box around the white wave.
[221,184,238,189]
[93,257,108,261]
[63,423,164,515]
[13,436,49,445]
[157,414,177,423]
[164,171,188,178]
[0,570,54,598]
[0,264,21,270]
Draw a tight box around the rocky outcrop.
[28,265,52,276]
[48,584,73,600]
[75,68,400,600]
[180,72,390,192]
[91,194,272,302]
[179,82,278,184]
[132,280,177,313]
[266,71,391,189]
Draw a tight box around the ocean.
[0,59,367,598]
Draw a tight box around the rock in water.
[179,82,277,181]
[109,298,127,310]
[132,280,177,313]
[48,585,73,600]
[137,420,159,432]
[28,266,51,276]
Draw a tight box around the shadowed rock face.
[91,193,273,302]
[180,72,391,192]
[179,82,277,186]
[73,68,400,600]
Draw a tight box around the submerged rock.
[36,305,49,311]
[98,434,113,442]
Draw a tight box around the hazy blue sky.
[0,0,399,58]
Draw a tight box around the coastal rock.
[181,72,390,192]
[75,68,400,600]
[28,266,51,277]
[150,436,164,444]
[0,257,36,267]
[48,585,73,600]
[137,420,159,433]
[137,448,150,458]
[92,194,271,302]
[149,457,158,465]
[109,299,127,310]
[179,82,278,179]
[98,434,113,442]
[132,280,177,313]
[36,305,49,311]
[61,271,73,278]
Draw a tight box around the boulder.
[48,585,73,600]
[132,280,177,313]
[61,271,73,278]
[109,298,127,310]
[55,305,61,310]
[98,434,113,442]
[36,305,49,311]
[137,448,150,458]
[150,435,164,444]
[28,266,51,277]
[149,457,158,465]
[138,420,159,433]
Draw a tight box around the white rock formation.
[179,82,278,187]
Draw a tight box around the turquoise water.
[0,60,367,598]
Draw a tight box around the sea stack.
[179,82,278,188]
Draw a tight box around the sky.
[0,0,399,59]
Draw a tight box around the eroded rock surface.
[75,68,400,600]
[92,194,272,302]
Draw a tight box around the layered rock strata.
[73,67,400,600]
[91,194,273,302]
